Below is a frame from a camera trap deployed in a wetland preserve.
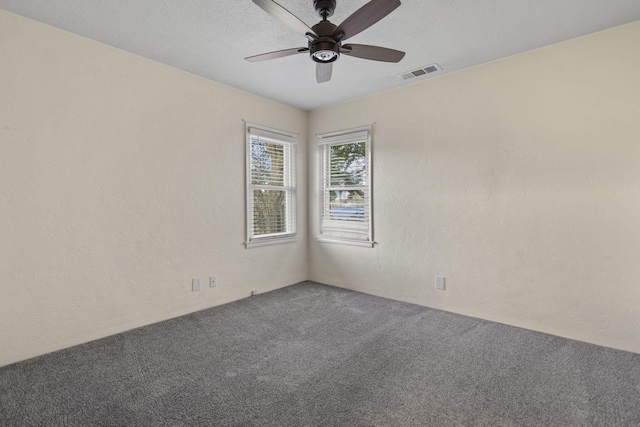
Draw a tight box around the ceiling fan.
[245,0,405,83]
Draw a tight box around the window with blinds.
[246,123,297,248]
[318,126,373,248]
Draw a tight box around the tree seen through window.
[329,141,366,221]
[251,139,287,235]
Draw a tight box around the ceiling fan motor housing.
[309,21,341,63]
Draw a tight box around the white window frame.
[317,126,374,248]
[245,123,298,248]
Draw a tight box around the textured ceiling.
[2,1,640,110]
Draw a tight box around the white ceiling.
[2,1,640,111]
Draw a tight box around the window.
[318,126,373,247]
[246,123,297,248]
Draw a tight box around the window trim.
[245,122,298,249]
[317,125,374,248]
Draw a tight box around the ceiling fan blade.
[333,0,401,42]
[245,47,309,62]
[342,44,405,62]
[316,62,333,83]
[252,0,317,36]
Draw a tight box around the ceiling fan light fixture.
[310,41,340,63]
[313,49,338,62]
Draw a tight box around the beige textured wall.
[308,21,640,354]
[0,10,308,367]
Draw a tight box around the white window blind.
[318,126,373,248]
[246,123,297,248]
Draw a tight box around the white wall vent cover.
[399,64,442,80]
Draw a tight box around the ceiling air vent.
[399,64,442,80]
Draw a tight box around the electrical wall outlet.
[192,277,201,291]
[435,276,446,290]
[209,275,217,287]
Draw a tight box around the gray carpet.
[1,282,639,426]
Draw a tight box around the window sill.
[317,237,375,248]
[245,236,299,249]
